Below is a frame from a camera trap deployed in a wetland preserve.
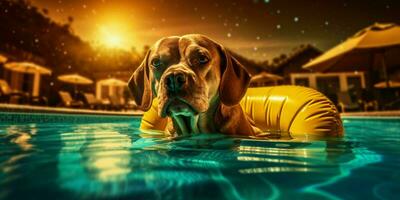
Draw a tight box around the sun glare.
[104,34,122,47]
[98,25,125,48]
[96,21,134,49]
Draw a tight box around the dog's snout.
[166,72,187,93]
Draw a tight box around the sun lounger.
[109,95,124,110]
[336,91,361,112]
[82,93,103,109]
[58,91,83,108]
[0,79,29,104]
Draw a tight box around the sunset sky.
[31,0,400,61]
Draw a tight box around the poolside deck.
[0,103,143,116]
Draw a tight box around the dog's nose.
[166,72,186,93]
[166,73,186,92]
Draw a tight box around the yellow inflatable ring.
[140,86,343,138]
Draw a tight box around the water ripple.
[0,118,399,199]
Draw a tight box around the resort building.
[271,44,367,102]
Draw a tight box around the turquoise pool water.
[0,113,399,200]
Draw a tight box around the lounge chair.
[378,88,400,110]
[83,93,103,109]
[336,91,361,112]
[359,89,378,111]
[109,95,124,110]
[126,98,138,110]
[0,79,29,104]
[58,91,83,108]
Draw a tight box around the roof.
[228,50,270,75]
[303,23,400,72]
[250,72,283,82]
[271,44,322,71]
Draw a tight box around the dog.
[128,34,259,136]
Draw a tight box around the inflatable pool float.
[139,86,343,138]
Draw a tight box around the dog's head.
[128,34,250,128]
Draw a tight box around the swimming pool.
[1,112,399,199]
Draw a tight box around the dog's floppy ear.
[218,45,251,106]
[128,50,153,111]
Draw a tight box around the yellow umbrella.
[4,62,52,75]
[250,72,283,86]
[303,23,400,87]
[96,78,127,100]
[58,74,93,85]
[4,62,52,97]
[98,78,127,86]
[374,80,400,88]
[58,74,93,97]
[0,54,7,63]
[251,72,283,82]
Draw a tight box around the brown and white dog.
[128,34,258,136]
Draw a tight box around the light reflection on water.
[0,117,399,199]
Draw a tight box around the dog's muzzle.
[165,72,186,94]
[159,69,197,117]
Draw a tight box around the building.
[271,44,366,103]
[228,50,270,76]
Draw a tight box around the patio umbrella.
[96,78,127,99]
[0,54,7,63]
[374,80,400,88]
[4,62,52,96]
[4,62,52,75]
[303,23,400,88]
[98,78,127,86]
[251,72,283,82]
[58,74,93,97]
[250,72,283,86]
[58,74,93,84]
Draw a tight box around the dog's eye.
[198,55,209,65]
[151,58,162,68]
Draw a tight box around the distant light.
[325,21,329,26]
[97,23,131,49]
[264,0,270,3]
[227,33,232,38]
[105,35,122,47]
[294,17,299,22]
[276,24,281,29]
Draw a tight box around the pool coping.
[0,103,143,116]
[340,110,400,118]
[1,103,399,118]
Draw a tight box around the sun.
[98,25,125,48]
[104,34,122,47]
[96,23,132,49]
